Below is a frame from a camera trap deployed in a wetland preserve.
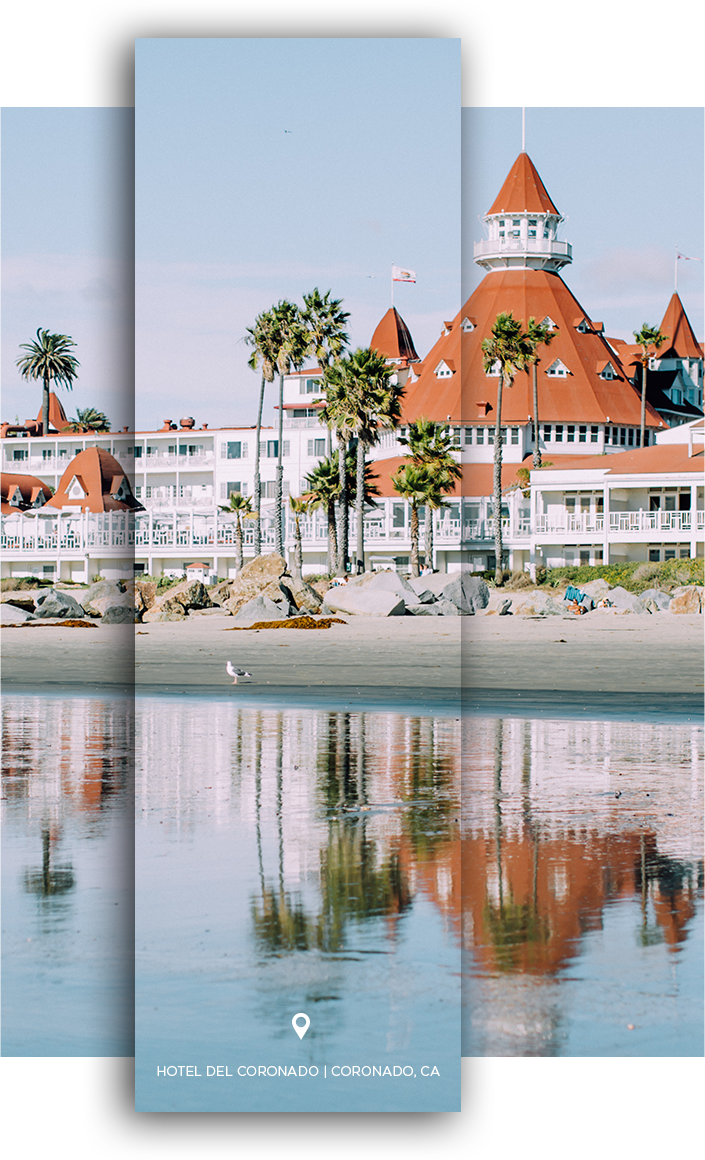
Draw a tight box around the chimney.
[201,423,208,429]
[180,417,195,429]
[122,426,129,433]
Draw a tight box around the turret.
[474,153,572,274]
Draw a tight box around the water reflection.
[462,715,704,1056]
[136,699,461,1113]
[1,694,134,1056]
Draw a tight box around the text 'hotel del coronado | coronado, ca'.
[1,151,703,582]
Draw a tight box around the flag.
[392,265,416,283]
[677,252,702,261]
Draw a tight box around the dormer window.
[461,317,475,333]
[435,359,455,379]
[598,362,617,381]
[485,360,501,377]
[575,318,591,334]
[540,316,556,331]
[546,359,570,377]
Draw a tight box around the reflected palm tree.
[23,828,75,898]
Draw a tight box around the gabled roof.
[35,391,70,433]
[487,152,561,217]
[46,447,143,513]
[456,269,663,427]
[658,293,702,360]
[370,307,420,364]
[0,472,53,514]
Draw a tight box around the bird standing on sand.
[226,661,252,684]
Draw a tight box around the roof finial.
[522,107,526,153]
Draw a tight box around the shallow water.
[135,697,461,1112]
[462,715,704,1056]
[1,693,134,1056]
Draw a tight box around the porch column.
[603,484,610,565]
[691,482,698,558]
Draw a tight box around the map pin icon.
[292,1012,310,1040]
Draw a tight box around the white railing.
[609,511,694,534]
[1,512,135,555]
[139,453,215,469]
[282,416,325,429]
[474,238,572,260]
[534,509,704,536]
[536,514,605,534]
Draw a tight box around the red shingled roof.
[487,153,561,217]
[459,270,661,428]
[658,293,702,360]
[535,443,703,476]
[1,472,54,514]
[370,307,420,364]
[46,447,141,513]
[367,456,525,499]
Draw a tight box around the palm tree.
[524,318,555,467]
[16,327,80,436]
[218,491,253,571]
[65,406,111,433]
[391,462,437,578]
[304,455,339,575]
[633,323,668,449]
[270,301,311,558]
[288,495,314,580]
[398,417,462,568]
[244,309,279,555]
[481,313,534,585]
[301,288,350,370]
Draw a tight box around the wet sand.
[1,612,702,699]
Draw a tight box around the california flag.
[392,265,416,283]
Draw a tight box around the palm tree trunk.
[355,436,365,574]
[235,515,243,571]
[336,432,348,576]
[640,359,647,449]
[253,372,266,555]
[327,500,337,576]
[532,362,541,467]
[493,377,505,586]
[275,372,284,558]
[293,516,303,580]
[410,504,420,577]
[424,506,434,570]
[42,376,50,437]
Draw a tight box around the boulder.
[102,604,140,624]
[150,578,211,612]
[440,574,486,614]
[608,585,649,614]
[436,599,462,616]
[669,586,702,614]
[323,587,405,617]
[581,578,612,602]
[135,580,158,610]
[219,554,288,614]
[406,602,443,616]
[1,603,31,623]
[90,592,134,616]
[511,590,565,617]
[33,588,86,619]
[280,575,323,613]
[638,588,671,612]
[230,595,289,623]
[1,592,36,613]
[81,579,125,612]
[142,603,187,623]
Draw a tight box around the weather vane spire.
[522,107,526,152]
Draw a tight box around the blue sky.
[135,38,461,429]
[463,107,704,341]
[1,107,134,430]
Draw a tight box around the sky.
[1,107,134,430]
[463,107,704,342]
[134,37,461,429]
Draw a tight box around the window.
[566,497,576,514]
[511,428,519,444]
[679,547,691,559]
[282,441,290,457]
[567,426,575,443]
[512,219,520,226]
[664,494,676,511]
[12,448,28,461]
[392,503,405,528]
[263,481,277,498]
[133,446,143,458]
[464,428,473,444]
[145,486,152,498]
[546,359,569,377]
[476,428,485,445]
[591,426,599,443]
[620,428,626,445]
[664,548,676,560]
[649,548,661,562]
[307,439,326,457]
[650,495,661,511]
[679,493,691,511]
[555,425,563,442]
[134,486,142,498]
[528,219,537,227]
[42,449,53,460]
[528,230,536,238]
[260,440,279,458]
[596,496,604,514]
[580,496,590,514]
[499,219,505,227]
[300,377,322,395]
[579,426,587,442]
[627,428,634,446]
[595,549,604,562]
[452,427,462,447]
[224,441,241,459]
[580,550,591,565]
[543,424,552,441]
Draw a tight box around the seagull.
[226,661,251,684]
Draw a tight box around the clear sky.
[135,37,461,430]
[463,107,704,341]
[1,107,135,430]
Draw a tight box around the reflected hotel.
[462,715,704,1056]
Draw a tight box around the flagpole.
[675,246,678,293]
[391,265,394,309]
[522,107,525,152]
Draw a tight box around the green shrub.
[540,558,703,594]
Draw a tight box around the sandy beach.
[1,612,702,699]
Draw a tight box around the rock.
[219,554,289,614]
[1,603,31,623]
[1,592,36,612]
[90,593,134,616]
[324,587,406,617]
[209,579,235,607]
[639,588,671,612]
[151,578,211,612]
[436,599,461,616]
[142,604,187,623]
[102,604,140,624]
[669,586,702,614]
[230,595,289,623]
[581,578,612,602]
[81,580,125,612]
[280,575,323,613]
[608,586,649,614]
[188,606,232,617]
[441,574,485,614]
[511,590,564,617]
[135,580,158,610]
[498,599,513,616]
[33,588,86,619]
[406,602,443,616]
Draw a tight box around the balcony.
[139,453,215,470]
[473,237,572,262]
[535,509,704,537]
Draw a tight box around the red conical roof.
[487,153,561,217]
[47,447,140,513]
[35,391,70,433]
[370,307,420,364]
[658,293,702,359]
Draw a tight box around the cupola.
[474,152,572,274]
